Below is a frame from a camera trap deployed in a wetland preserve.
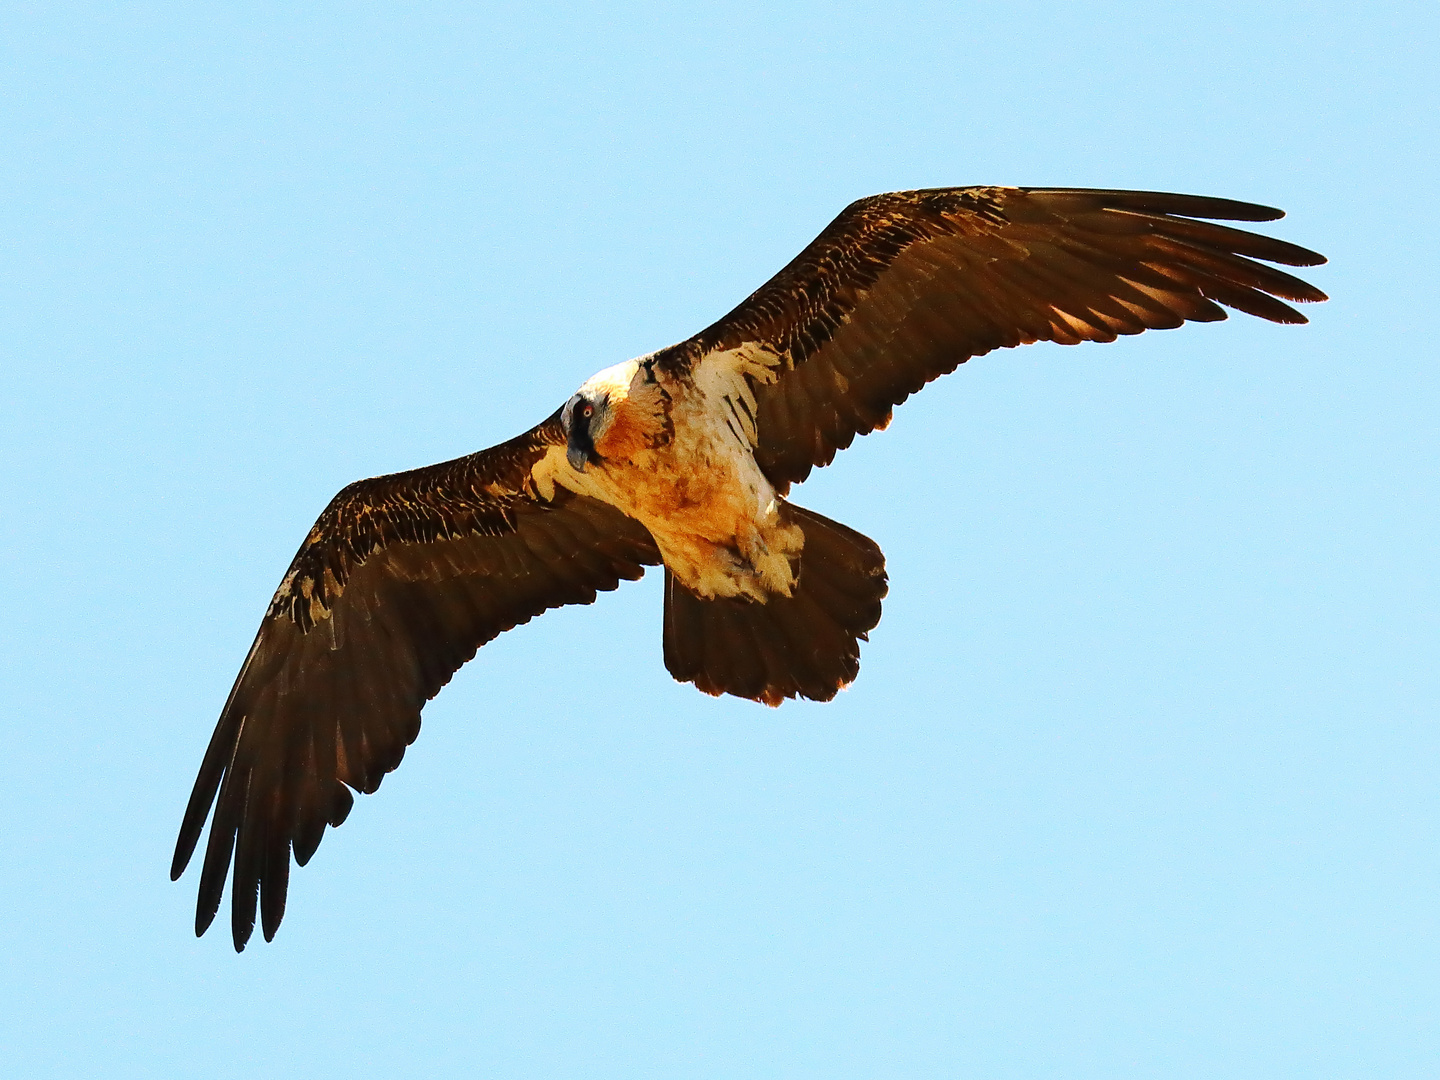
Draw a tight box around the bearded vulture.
[172,186,1326,949]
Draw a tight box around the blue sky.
[3,2,1436,1076]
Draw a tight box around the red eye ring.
[582,405,594,418]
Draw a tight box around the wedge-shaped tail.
[663,503,888,705]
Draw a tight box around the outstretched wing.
[171,410,660,950]
[659,187,1327,489]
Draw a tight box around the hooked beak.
[566,443,589,473]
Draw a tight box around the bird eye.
[582,404,594,418]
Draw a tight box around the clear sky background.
[3,2,1435,1076]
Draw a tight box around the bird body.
[539,347,802,603]
[172,185,1327,949]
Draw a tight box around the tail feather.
[662,502,888,705]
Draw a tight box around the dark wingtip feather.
[1114,190,1285,222]
[231,871,258,952]
[232,897,256,952]
[260,842,290,943]
[293,816,325,867]
[170,843,192,883]
[1199,278,1311,324]
[195,798,240,939]
[1283,245,1327,268]
[172,711,247,882]
[1025,188,1287,222]
[195,893,219,938]
[171,810,205,880]
[330,782,354,826]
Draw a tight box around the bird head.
[562,391,610,472]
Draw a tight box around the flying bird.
[172,186,1326,949]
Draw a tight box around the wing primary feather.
[229,770,264,951]
[1147,235,1328,305]
[1194,277,1310,324]
[1024,188,1285,222]
[260,827,291,943]
[329,781,354,827]
[1141,213,1327,268]
[171,632,272,881]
